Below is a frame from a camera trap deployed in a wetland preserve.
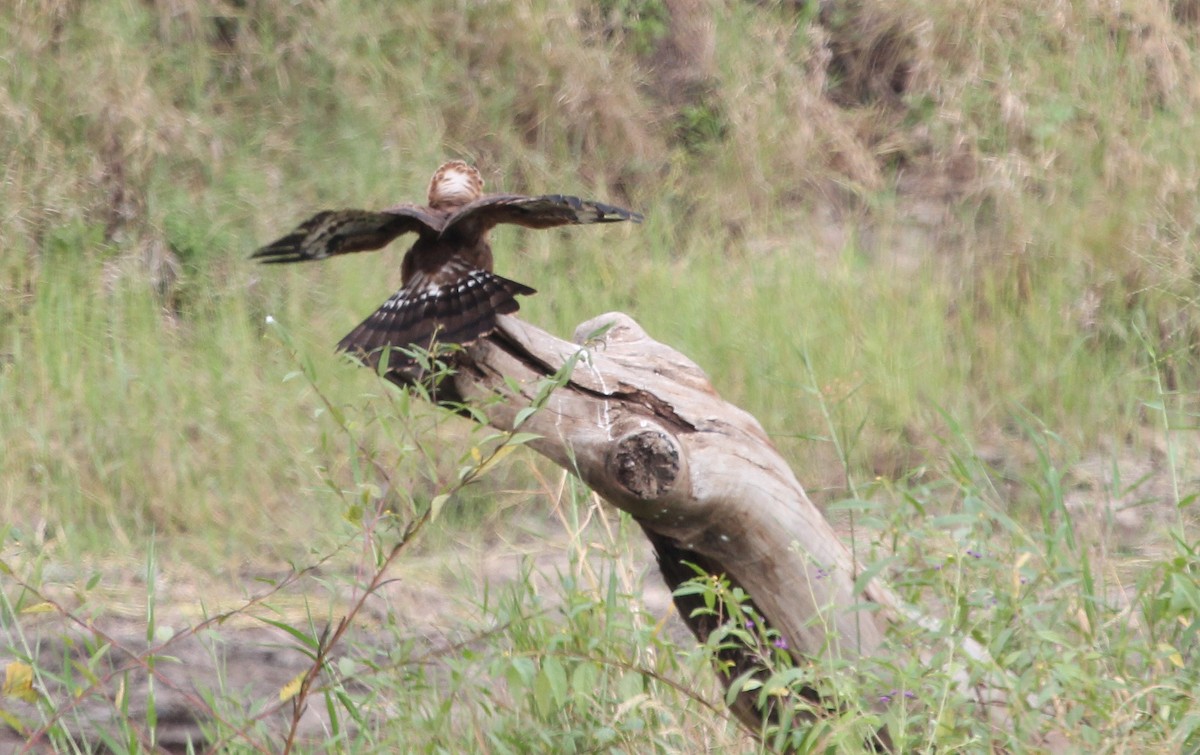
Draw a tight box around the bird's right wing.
[251,205,442,264]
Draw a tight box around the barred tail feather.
[337,269,536,370]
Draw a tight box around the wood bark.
[405,312,1010,746]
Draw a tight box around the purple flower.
[966,548,982,559]
[878,689,917,705]
[744,619,755,629]
[772,637,789,650]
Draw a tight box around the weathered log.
[403,312,1010,746]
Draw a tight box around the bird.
[252,161,642,373]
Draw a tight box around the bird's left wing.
[251,205,442,264]
[443,194,643,234]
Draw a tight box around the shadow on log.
[391,312,1014,750]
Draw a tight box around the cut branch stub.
[607,423,684,503]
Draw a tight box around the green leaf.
[541,656,568,707]
[825,498,879,513]
[927,513,979,528]
[70,659,100,688]
[335,688,364,725]
[571,661,598,700]
[853,555,899,594]
[533,665,554,717]
[513,406,539,428]
[618,671,643,701]
[725,668,761,706]
[506,657,534,700]
[254,616,321,654]
[507,432,542,446]
[324,687,340,738]
[764,667,813,696]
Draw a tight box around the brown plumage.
[252,161,642,371]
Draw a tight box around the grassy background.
[1,0,1198,751]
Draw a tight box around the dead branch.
[407,312,1015,748]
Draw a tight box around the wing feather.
[337,267,536,370]
[443,193,643,234]
[251,206,441,263]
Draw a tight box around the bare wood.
[469,313,892,638]
[429,312,1012,742]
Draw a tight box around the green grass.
[1,0,1198,750]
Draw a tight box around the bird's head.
[428,160,484,209]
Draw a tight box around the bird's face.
[428,160,484,209]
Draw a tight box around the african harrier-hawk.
[252,161,642,371]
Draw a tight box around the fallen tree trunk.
[403,312,1012,747]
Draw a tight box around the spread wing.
[337,260,537,369]
[251,205,442,263]
[443,194,643,234]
